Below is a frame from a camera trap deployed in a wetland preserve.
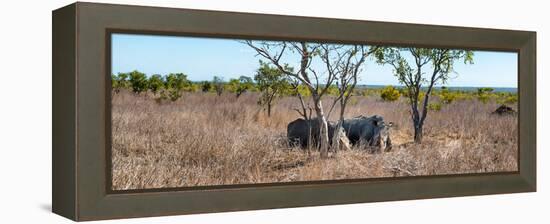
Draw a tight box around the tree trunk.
[331,102,346,153]
[312,93,329,158]
[413,123,423,143]
[267,103,272,117]
[415,83,433,144]
[332,119,344,153]
[411,101,423,143]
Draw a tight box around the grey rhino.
[342,115,393,152]
[287,118,350,151]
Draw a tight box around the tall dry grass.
[111,90,518,190]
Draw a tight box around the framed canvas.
[52,2,536,221]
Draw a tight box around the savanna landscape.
[110,35,518,190]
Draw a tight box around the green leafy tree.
[439,88,457,104]
[254,61,290,117]
[427,103,442,111]
[212,76,225,96]
[162,73,190,101]
[201,81,212,92]
[227,76,255,98]
[503,93,518,105]
[128,70,148,94]
[477,87,494,104]
[376,47,473,143]
[111,73,130,93]
[148,74,164,95]
[380,85,401,101]
[184,83,201,92]
[237,76,254,97]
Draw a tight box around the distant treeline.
[111,70,517,107]
[357,85,517,93]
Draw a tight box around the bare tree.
[245,40,337,158]
[376,47,473,143]
[289,77,313,121]
[322,44,377,152]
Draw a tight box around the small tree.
[380,85,401,102]
[237,76,254,97]
[254,61,290,117]
[148,74,164,95]
[212,76,225,96]
[288,79,313,120]
[320,44,375,152]
[184,83,201,92]
[477,87,494,104]
[227,76,255,98]
[376,47,473,143]
[112,73,130,93]
[162,73,190,101]
[201,81,212,92]
[128,70,148,94]
[439,88,456,104]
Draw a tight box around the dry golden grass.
[111,90,518,190]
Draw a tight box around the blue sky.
[112,33,518,88]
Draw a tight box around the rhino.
[342,115,393,152]
[287,118,351,151]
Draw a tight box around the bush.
[161,73,190,101]
[148,74,164,94]
[201,81,212,92]
[361,89,378,97]
[212,76,225,96]
[439,89,457,104]
[128,70,148,94]
[380,86,401,101]
[183,83,200,93]
[427,103,442,111]
[112,73,130,93]
[476,87,494,104]
[158,88,183,102]
[497,94,518,105]
[348,97,358,106]
[326,85,340,96]
[227,76,254,97]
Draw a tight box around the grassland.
[111,90,518,190]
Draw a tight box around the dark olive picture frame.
[52,2,536,221]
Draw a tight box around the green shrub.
[128,70,148,94]
[183,83,200,93]
[361,89,378,97]
[326,85,340,96]
[477,94,490,104]
[427,103,442,111]
[439,89,457,104]
[380,86,401,101]
[111,73,130,93]
[158,88,182,102]
[476,87,494,104]
[148,74,164,94]
[295,84,311,97]
[348,97,358,106]
[505,94,518,104]
[201,81,212,92]
[497,94,518,105]
[161,73,190,101]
